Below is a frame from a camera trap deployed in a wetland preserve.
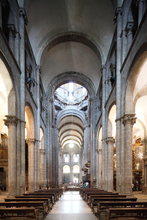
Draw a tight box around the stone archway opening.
[54,81,88,188]
[25,105,35,192]
[107,104,116,191]
[0,58,13,193]
[125,53,147,194]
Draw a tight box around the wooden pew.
[0,207,39,219]
[0,201,49,216]
[95,201,147,218]
[5,197,51,209]
[88,194,126,205]
[90,197,137,210]
[107,207,147,219]
[16,194,55,206]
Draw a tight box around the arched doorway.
[107,104,116,191]
[39,127,46,189]
[125,52,147,193]
[97,127,103,189]
[0,58,13,192]
[25,105,35,192]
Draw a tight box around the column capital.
[26,138,35,144]
[105,137,115,144]
[4,115,18,127]
[122,114,136,125]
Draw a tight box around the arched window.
[63,165,70,173]
[73,165,80,173]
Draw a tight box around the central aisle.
[45,191,98,220]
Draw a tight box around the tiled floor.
[45,191,98,220]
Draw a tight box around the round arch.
[25,105,35,139]
[46,71,96,99]
[37,31,103,64]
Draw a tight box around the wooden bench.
[90,197,137,210]
[5,197,51,209]
[95,201,147,219]
[16,194,55,206]
[107,207,147,219]
[0,207,39,219]
[88,195,126,205]
[84,192,119,200]
[0,201,49,216]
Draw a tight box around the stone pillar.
[39,149,46,188]
[115,7,123,193]
[138,0,146,25]
[97,148,102,189]
[101,65,107,190]
[26,138,35,192]
[4,115,18,196]
[90,97,97,186]
[19,8,27,195]
[122,114,136,194]
[126,22,134,50]
[106,137,115,192]
[35,140,40,190]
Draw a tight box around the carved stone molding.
[105,137,115,144]
[26,138,35,144]
[4,115,18,127]
[122,114,136,125]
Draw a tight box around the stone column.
[26,138,35,192]
[122,114,136,194]
[90,97,97,186]
[39,149,46,188]
[138,0,146,25]
[115,7,123,193]
[19,8,27,195]
[97,148,102,189]
[4,115,18,196]
[106,137,115,192]
[101,65,107,190]
[126,22,134,50]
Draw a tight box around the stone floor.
[45,191,98,220]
